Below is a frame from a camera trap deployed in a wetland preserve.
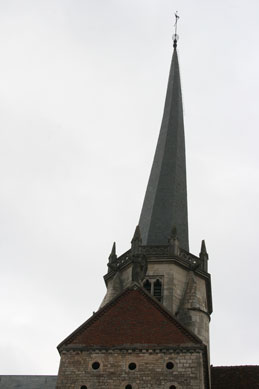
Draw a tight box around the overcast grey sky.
[0,0,259,375]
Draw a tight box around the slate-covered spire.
[139,40,189,251]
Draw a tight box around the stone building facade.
[56,37,212,389]
[56,286,209,389]
[57,350,206,389]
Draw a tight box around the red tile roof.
[211,365,259,389]
[58,284,202,350]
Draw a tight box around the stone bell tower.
[100,36,212,349]
[56,31,212,389]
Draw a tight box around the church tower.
[56,30,212,389]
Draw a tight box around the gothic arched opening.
[143,279,151,293]
[154,279,162,301]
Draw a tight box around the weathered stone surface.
[131,254,147,284]
[56,350,206,389]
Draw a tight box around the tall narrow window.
[143,279,151,293]
[153,279,162,301]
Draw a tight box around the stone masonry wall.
[56,349,206,389]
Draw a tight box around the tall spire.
[139,33,189,251]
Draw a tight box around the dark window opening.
[128,362,137,370]
[143,279,151,293]
[92,361,100,370]
[125,385,132,389]
[80,386,87,389]
[170,386,176,389]
[166,361,174,370]
[154,279,162,301]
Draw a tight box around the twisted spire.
[139,36,189,250]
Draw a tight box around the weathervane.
[173,11,180,48]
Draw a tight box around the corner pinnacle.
[108,242,117,264]
[199,240,209,272]
[200,240,208,255]
[131,226,142,255]
[131,225,142,244]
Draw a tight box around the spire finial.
[173,11,180,49]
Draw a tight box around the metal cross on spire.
[173,11,180,48]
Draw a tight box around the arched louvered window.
[153,279,162,301]
[143,279,151,293]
